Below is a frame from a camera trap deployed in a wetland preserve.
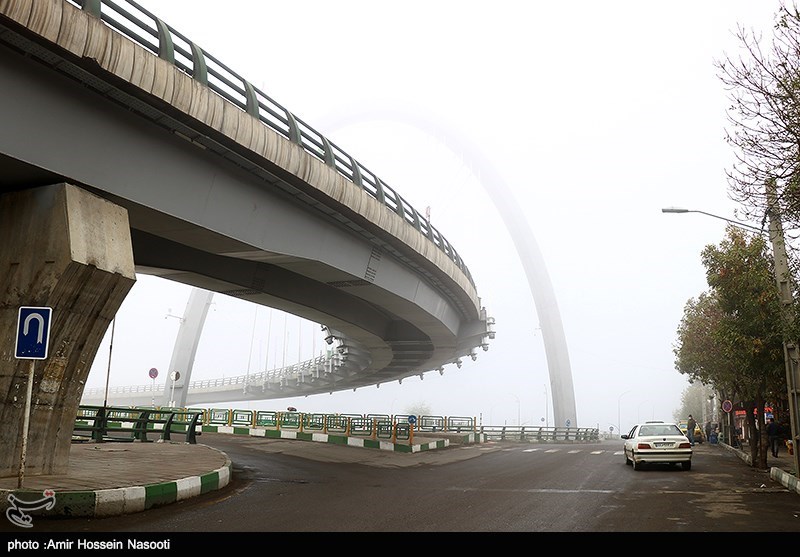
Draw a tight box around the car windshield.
[639,424,682,437]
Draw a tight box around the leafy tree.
[675,227,785,467]
[674,292,743,443]
[674,381,713,426]
[404,402,432,418]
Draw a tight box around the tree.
[674,227,786,468]
[675,381,714,426]
[674,289,745,445]
[404,402,432,418]
[717,2,800,319]
[718,1,800,232]
[716,0,800,471]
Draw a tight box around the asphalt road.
[8,434,800,539]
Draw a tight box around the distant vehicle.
[678,421,704,443]
[621,421,693,471]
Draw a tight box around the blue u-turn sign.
[15,306,53,360]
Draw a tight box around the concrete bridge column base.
[0,183,135,477]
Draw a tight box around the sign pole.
[168,370,180,408]
[103,318,115,408]
[148,368,159,407]
[14,306,53,489]
[18,360,35,488]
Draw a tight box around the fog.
[84,1,782,433]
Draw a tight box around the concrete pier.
[0,183,135,476]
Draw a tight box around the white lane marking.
[446,486,615,494]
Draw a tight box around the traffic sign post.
[169,371,181,407]
[14,306,53,489]
[15,307,52,359]
[721,400,734,446]
[149,368,158,407]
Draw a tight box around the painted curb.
[719,442,800,496]
[201,424,453,453]
[0,449,232,520]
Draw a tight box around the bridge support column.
[160,287,214,408]
[0,183,135,476]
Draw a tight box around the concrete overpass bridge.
[0,0,494,477]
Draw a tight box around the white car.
[621,421,693,471]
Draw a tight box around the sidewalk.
[0,440,231,519]
[716,441,800,495]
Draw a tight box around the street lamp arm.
[661,207,765,233]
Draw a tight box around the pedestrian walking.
[767,417,780,458]
[687,415,697,446]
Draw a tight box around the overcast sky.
[84,1,784,432]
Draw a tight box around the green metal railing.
[74,405,203,443]
[198,409,598,443]
[73,405,599,445]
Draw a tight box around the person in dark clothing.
[767,417,781,458]
[687,415,697,446]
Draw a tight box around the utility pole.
[766,179,800,475]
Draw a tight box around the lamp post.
[660,207,765,233]
[663,203,800,476]
[618,390,631,437]
[544,384,549,428]
[511,394,521,426]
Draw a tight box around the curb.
[718,442,800,496]
[201,424,452,453]
[0,450,232,519]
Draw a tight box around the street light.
[511,394,521,426]
[661,207,765,233]
[543,383,549,428]
[618,390,632,437]
[663,201,800,476]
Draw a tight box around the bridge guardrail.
[73,405,598,446]
[65,0,473,287]
[73,405,203,444]
[221,411,599,444]
[80,354,336,401]
[478,425,600,443]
